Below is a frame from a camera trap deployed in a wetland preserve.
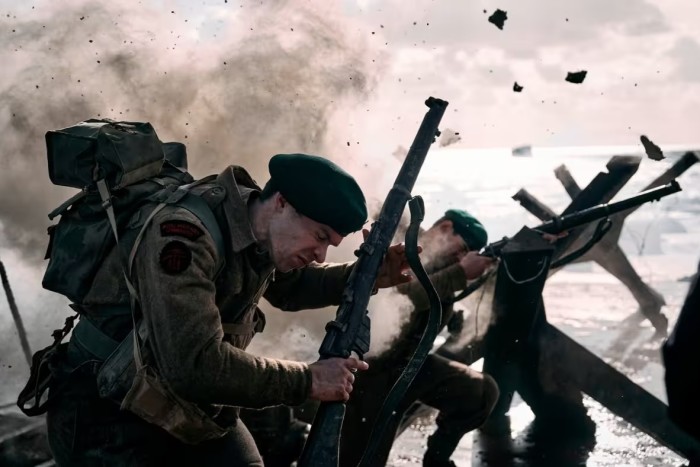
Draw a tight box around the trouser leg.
[240,406,310,467]
[413,355,499,466]
[340,354,498,467]
[47,374,263,467]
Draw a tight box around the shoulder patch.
[159,241,192,275]
[160,220,204,240]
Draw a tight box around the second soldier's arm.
[396,262,467,310]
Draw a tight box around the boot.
[423,428,462,467]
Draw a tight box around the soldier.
[339,209,500,467]
[44,153,414,466]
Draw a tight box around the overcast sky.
[164,0,700,148]
[340,0,700,148]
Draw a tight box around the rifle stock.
[298,97,448,467]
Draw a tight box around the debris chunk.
[640,135,665,161]
[565,70,587,84]
[439,128,462,147]
[513,82,523,92]
[488,9,508,30]
[392,145,408,161]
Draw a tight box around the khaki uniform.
[339,258,499,467]
[47,166,353,466]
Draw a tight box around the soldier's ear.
[274,193,288,211]
[438,219,453,232]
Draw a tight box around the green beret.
[266,153,367,236]
[444,209,488,250]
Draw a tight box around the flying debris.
[439,128,462,147]
[678,272,699,283]
[513,82,523,92]
[640,134,665,161]
[392,145,408,161]
[512,145,532,157]
[565,70,587,84]
[488,9,508,30]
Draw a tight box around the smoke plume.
[0,0,404,384]
[0,0,382,262]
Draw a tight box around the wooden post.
[0,261,32,366]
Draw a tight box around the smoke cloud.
[0,0,384,263]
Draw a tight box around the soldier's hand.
[458,251,495,280]
[364,229,420,289]
[541,231,568,244]
[308,357,369,402]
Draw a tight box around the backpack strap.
[175,192,226,276]
[125,176,225,276]
[68,181,227,385]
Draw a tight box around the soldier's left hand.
[541,231,568,244]
[363,229,418,289]
[457,250,496,280]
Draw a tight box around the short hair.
[260,179,277,201]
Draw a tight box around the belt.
[72,317,120,361]
[72,307,265,360]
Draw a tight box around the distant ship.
[512,145,532,157]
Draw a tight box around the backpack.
[18,119,225,418]
[41,119,223,303]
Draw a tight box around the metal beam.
[539,323,700,460]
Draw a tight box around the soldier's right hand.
[308,357,369,402]
[459,250,496,280]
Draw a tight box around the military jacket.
[78,165,353,414]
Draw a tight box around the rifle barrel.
[481,180,681,257]
[298,97,448,467]
[537,180,681,234]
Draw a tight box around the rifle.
[481,180,682,258]
[298,97,448,467]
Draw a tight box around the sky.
[168,0,700,148]
[340,0,700,148]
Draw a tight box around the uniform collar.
[216,165,262,253]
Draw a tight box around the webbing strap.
[72,318,120,361]
[221,313,265,336]
[221,323,256,336]
[127,201,169,368]
[97,179,120,244]
[97,178,150,369]
[77,303,132,317]
[176,193,226,274]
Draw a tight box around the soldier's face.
[426,220,467,258]
[268,196,343,272]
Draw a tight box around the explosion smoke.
[0,0,382,262]
[0,0,404,380]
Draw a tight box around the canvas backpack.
[41,118,225,302]
[18,119,226,431]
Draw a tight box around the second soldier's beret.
[443,209,488,250]
[266,153,367,236]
